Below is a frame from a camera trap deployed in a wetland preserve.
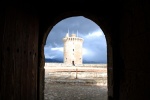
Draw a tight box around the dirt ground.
[44,79,108,100]
[44,66,108,100]
[44,83,107,100]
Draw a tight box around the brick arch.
[39,12,114,100]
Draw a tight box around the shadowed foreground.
[44,79,107,100]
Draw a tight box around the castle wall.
[45,63,107,68]
[63,34,83,64]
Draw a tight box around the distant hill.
[45,58,63,63]
[45,58,106,64]
[83,59,106,64]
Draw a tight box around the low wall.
[44,63,107,86]
[45,63,107,68]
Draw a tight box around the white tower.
[63,33,84,65]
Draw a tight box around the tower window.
[73,49,74,51]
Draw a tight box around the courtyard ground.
[44,71,108,100]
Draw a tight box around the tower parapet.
[63,33,84,65]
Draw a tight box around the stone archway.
[39,12,113,100]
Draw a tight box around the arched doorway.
[39,13,113,100]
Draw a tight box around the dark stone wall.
[119,1,150,100]
[0,6,39,100]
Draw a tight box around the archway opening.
[43,16,109,100]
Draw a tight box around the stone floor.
[44,74,108,100]
[44,82,107,100]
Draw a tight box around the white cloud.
[51,47,63,52]
[45,54,56,59]
[85,30,103,38]
[44,46,63,59]
[82,48,88,55]
[82,48,94,56]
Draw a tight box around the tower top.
[65,33,69,37]
[71,34,76,37]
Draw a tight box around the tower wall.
[63,34,83,65]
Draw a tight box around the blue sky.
[44,16,107,63]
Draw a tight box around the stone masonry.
[63,33,84,65]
